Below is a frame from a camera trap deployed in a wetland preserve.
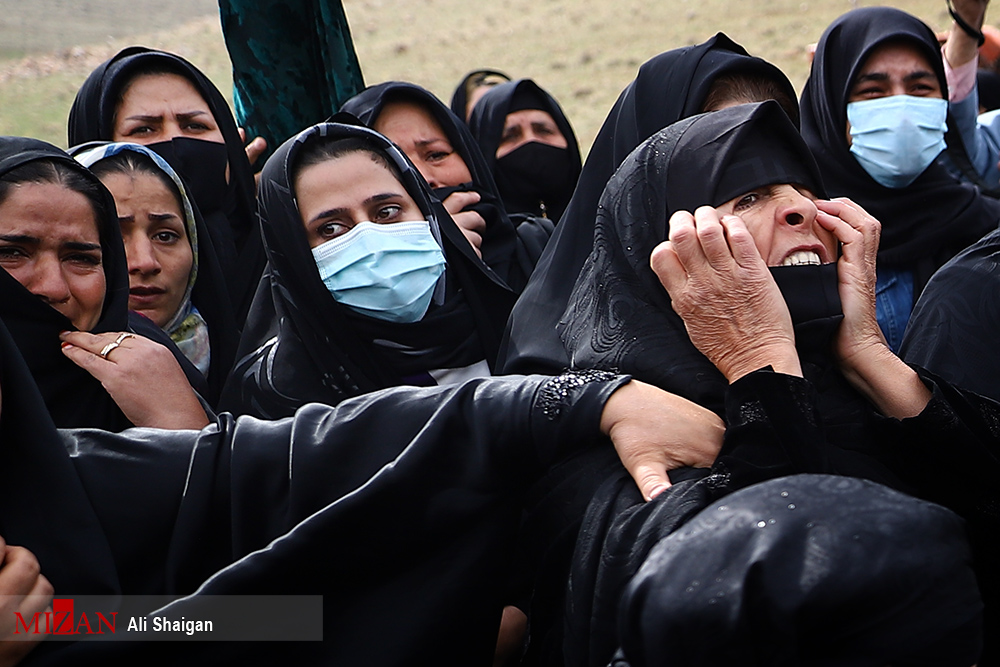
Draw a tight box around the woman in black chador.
[552,101,1000,665]
[68,47,265,323]
[499,34,800,375]
[220,122,521,419]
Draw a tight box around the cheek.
[74,273,107,331]
[165,247,195,292]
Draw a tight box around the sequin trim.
[539,369,619,420]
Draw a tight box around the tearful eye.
[734,192,761,212]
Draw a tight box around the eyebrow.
[0,233,39,244]
[148,212,181,222]
[853,70,937,85]
[122,110,211,123]
[307,192,405,225]
[63,242,102,252]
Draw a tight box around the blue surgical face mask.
[846,95,948,188]
[311,220,446,323]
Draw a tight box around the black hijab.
[67,46,265,322]
[0,136,205,430]
[70,141,240,406]
[220,122,517,419]
[618,475,983,667]
[340,81,542,290]
[467,79,582,222]
[799,7,1000,278]
[499,34,800,374]
[558,101,829,416]
[450,68,512,121]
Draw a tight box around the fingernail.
[60,342,72,349]
[59,331,70,339]
[647,483,670,500]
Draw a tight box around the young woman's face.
[0,182,106,330]
[496,109,568,158]
[295,151,424,248]
[374,101,473,189]
[113,73,225,146]
[714,183,837,267]
[100,170,193,328]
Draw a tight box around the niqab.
[799,7,1000,281]
[499,34,799,374]
[221,122,517,419]
[67,46,265,322]
[467,79,582,222]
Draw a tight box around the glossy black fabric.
[0,312,629,666]
[67,46,265,322]
[0,137,206,430]
[220,122,518,419]
[901,225,1000,402]
[800,7,1000,284]
[340,81,547,290]
[499,34,799,374]
[467,79,582,222]
[560,102,826,416]
[617,475,982,667]
[70,141,240,406]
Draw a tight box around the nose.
[27,254,71,305]
[778,190,819,229]
[126,236,161,275]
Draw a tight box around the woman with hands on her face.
[556,101,1000,665]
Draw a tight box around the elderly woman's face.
[0,182,106,330]
[113,73,225,146]
[714,184,837,267]
[373,101,473,189]
[295,151,424,248]
[100,170,192,328]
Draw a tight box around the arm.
[59,331,211,430]
[814,199,932,419]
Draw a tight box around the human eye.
[733,190,765,212]
[65,251,102,268]
[374,204,403,222]
[318,220,350,240]
[152,230,182,244]
[123,124,155,137]
[426,150,450,164]
[0,244,28,263]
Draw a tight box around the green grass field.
[0,0,957,152]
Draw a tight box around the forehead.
[0,182,100,239]
[100,170,182,208]
[854,40,936,80]
[504,108,558,127]
[118,72,211,111]
[297,151,402,194]
[375,100,448,141]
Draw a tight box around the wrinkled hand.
[442,191,486,258]
[814,198,887,367]
[601,379,725,501]
[0,537,53,667]
[59,331,210,430]
[651,206,801,382]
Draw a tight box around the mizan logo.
[14,599,116,635]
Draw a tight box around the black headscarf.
[467,79,582,222]
[450,68,512,120]
[618,475,983,667]
[340,81,543,290]
[0,136,206,430]
[900,225,1000,402]
[799,7,1000,281]
[559,101,829,416]
[499,34,800,374]
[70,141,240,406]
[220,122,517,419]
[67,46,265,323]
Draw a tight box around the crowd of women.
[2,0,1000,664]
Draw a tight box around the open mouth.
[780,250,822,267]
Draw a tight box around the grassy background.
[0,0,956,152]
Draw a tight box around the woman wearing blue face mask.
[220,123,518,419]
[800,6,1000,352]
